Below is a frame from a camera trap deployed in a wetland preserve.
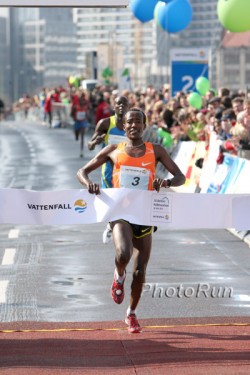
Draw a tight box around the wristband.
[165,179,172,188]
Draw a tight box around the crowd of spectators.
[10,81,250,161]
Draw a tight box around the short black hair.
[125,107,147,124]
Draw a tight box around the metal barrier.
[51,102,74,127]
[13,103,74,128]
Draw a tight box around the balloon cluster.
[157,128,173,148]
[68,76,81,88]
[130,0,192,33]
[217,0,250,33]
[188,77,210,110]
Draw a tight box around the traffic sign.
[170,48,210,97]
[0,0,129,7]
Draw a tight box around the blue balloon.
[130,0,159,23]
[156,0,193,33]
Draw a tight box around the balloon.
[130,0,159,23]
[155,0,192,33]
[162,133,173,148]
[157,127,166,138]
[154,1,166,28]
[69,76,75,85]
[195,77,210,96]
[217,0,250,33]
[188,92,202,110]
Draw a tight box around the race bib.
[120,165,150,190]
[76,111,86,121]
[108,134,127,145]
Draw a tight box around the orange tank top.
[112,142,156,190]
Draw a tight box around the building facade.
[8,8,77,101]
[216,32,250,92]
[74,7,168,89]
[0,16,10,104]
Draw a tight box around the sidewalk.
[0,317,249,374]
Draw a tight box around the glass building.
[9,8,77,100]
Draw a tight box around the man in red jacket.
[95,93,113,125]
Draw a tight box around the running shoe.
[103,223,112,244]
[125,313,142,333]
[111,271,126,304]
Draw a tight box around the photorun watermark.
[142,283,233,299]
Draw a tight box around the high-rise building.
[73,7,168,89]
[0,16,10,104]
[217,31,250,92]
[8,8,77,101]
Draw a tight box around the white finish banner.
[0,188,250,230]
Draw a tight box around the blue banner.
[170,49,209,97]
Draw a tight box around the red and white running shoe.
[125,313,142,333]
[111,271,126,304]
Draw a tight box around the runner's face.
[124,111,145,140]
[114,97,129,116]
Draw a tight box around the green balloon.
[217,0,250,33]
[154,1,165,29]
[195,77,210,96]
[157,127,166,138]
[162,133,173,148]
[188,92,202,110]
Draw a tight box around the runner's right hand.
[87,183,101,195]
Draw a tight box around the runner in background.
[71,90,90,158]
[88,95,130,243]
[77,108,185,333]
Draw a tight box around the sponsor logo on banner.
[26,199,87,213]
[74,199,87,213]
[150,194,172,223]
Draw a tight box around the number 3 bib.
[120,165,150,190]
[112,142,156,191]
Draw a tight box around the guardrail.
[13,103,74,128]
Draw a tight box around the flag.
[122,68,130,80]
[119,68,132,92]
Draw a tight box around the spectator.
[95,94,113,125]
[219,87,230,98]
[232,97,244,116]
[221,96,232,109]
[208,96,224,120]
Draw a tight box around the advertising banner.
[170,48,210,97]
[0,188,250,229]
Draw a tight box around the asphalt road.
[0,119,250,323]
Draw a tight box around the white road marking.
[8,229,19,239]
[2,248,16,265]
[0,280,9,303]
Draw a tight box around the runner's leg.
[130,234,152,311]
[111,220,133,276]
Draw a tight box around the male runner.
[77,108,185,333]
[88,95,130,243]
